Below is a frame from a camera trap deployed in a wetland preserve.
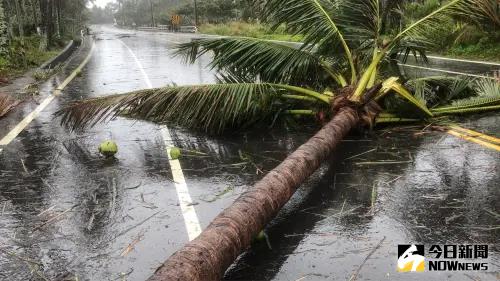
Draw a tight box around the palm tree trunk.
[148,107,359,281]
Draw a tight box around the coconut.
[98,140,118,158]
[169,147,181,160]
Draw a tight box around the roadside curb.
[38,39,81,70]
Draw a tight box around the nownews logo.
[398,245,425,272]
[397,244,489,272]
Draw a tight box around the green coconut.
[255,230,266,241]
[98,140,118,157]
[169,147,182,160]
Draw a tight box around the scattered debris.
[125,182,142,190]
[20,158,29,174]
[120,233,144,257]
[21,83,39,96]
[32,64,62,81]
[0,244,49,281]
[445,213,463,224]
[348,236,386,281]
[0,93,22,118]
[370,183,377,214]
[36,205,56,217]
[115,268,134,280]
[33,204,79,231]
[103,211,161,245]
[344,148,377,161]
[354,160,412,166]
[199,186,235,203]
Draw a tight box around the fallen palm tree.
[56,0,499,279]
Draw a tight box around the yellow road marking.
[0,43,95,147]
[448,125,500,145]
[447,129,500,152]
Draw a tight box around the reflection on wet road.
[0,25,498,281]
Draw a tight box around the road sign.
[171,15,181,26]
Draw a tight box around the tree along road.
[0,25,498,280]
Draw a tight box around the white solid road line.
[398,63,494,79]
[412,54,500,66]
[0,42,96,148]
[161,127,202,241]
[120,39,202,241]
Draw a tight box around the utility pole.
[194,0,198,27]
[149,0,155,27]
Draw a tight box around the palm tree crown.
[57,0,500,133]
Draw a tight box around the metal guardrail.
[136,25,198,33]
[39,40,79,70]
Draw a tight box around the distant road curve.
[118,26,500,78]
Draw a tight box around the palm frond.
[56,83,328,134]
[379,77,434,117]
[455,0,500,29]
[405,76,475,106]
[433,104,500,115]
[475,77,500,97]
[390,0,466,49]
[337,0,381,44]
[432,96,500,112]
[263,0,357,81]
[375,113,420,124]
[174,37,343,87]
[431,78,500,114]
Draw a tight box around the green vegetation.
[199,22,303,42]
[403,0,499,61]
[0,0,90,81]
[445,41,500,62]
[109,0,260,27]
[188,0,500,62]
[0,36,63,79]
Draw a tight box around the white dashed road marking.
[119,39,202,240]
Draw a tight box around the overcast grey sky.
[93,0,116,8]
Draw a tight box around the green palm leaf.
[431,78,500,114]
[455,0,500,29]
[174,37,345,87]
[264,0,357,82]
[379,77,434,117]
[336,0,381,43]
[405,76,475,106]
[56,83,328,134]
[390,0,466,49]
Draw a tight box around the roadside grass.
[0,36,64,81]
[444,43,500,63]
[199,22,304,42]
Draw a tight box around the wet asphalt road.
[399,55,499,78]
[0,25,499,281]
